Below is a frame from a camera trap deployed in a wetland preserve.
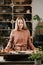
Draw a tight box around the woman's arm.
[5,30,14,51]
[27,30,36,50]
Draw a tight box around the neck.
[18,28,24,31]
[19,28,22,30]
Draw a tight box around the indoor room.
[0,0,43,65]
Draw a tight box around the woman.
[5,17,36,52]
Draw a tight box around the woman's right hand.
[4,48,10,53]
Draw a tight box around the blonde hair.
[15,17,28,30]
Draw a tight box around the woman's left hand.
[33,48,39,53]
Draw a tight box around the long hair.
[15,17,28,30]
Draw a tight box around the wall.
[32,0,43,37]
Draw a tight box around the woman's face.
[18,19,24,30]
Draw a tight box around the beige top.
[5,29,36,51]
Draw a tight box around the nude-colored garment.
[5,29,36,51]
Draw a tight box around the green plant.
[29,51,43,60]
[38,44,43,51]
[33,15,43,50]
[33,14,43,29]
[33,15,41,22]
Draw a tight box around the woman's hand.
[4,48,11,53]
[33,48,39,53]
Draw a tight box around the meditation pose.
[5,17,36,52]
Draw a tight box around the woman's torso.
[12,30,29,51]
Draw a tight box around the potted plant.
[29,51,43,65]
[33,15,41,35]
[33,15,43,50]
